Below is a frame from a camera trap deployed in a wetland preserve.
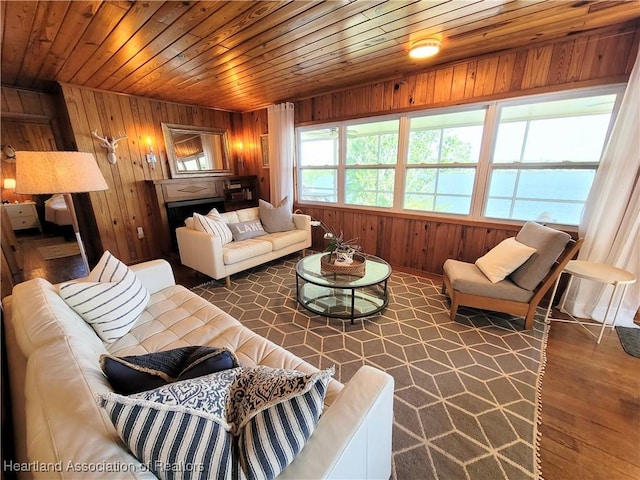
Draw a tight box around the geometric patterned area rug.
[192,256,548,480]
[34,237,80,260]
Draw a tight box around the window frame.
[295,84,625,227]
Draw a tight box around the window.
[405,109,485,214]
[298,128,338,203]
[295,86,622,226]
[345,119,399,207]
[486,94,617,224]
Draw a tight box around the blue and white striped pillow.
[193,210,233,245]
[59,251,149,342]
[98,392,233,480]
[230,367,334,480]
[99,367,332,480]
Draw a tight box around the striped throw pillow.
[98,392,233,480]
[193,211,233,245]
[230,366,334,480]
[59,251,149,343]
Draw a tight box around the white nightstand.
[3,201,42,233]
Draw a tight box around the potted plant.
[310,220,361,264]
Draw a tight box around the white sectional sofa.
[176,207,311,288]
[2,259,394,479]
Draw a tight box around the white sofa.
[176,207,311,288]
[2,259,394,479]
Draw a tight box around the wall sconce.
[236,141,245,171]
[146,136,157,170]
[409,38,441,59]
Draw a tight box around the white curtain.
[267,102,295,205]
[563,50,640,327]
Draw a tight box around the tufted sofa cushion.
[106,284,342,406]
[222,238,273,265]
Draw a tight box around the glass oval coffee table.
[295,252,392,324]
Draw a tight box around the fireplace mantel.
[148,176,257,252]
[152,177,228,204]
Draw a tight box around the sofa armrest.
[292,213,311,234]
[176,226,226,280]
[129,259,176,294]
[279,365,394,480]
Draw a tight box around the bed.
[44,194,72,226]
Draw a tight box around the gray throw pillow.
[259,197,295,233]
[509,222,571,291]
[228,220,267,241]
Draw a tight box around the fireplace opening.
[166,197,225,249]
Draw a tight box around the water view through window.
[296,87,621,225]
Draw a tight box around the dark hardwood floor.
[6,233,640,479]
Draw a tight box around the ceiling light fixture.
[409,38,441,59]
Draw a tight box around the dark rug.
[615,326,640,358]
[192,255,549,480]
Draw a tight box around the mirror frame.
[161,123,232,178]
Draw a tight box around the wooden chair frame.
[442,238,583,330]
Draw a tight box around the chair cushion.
[475,237,536,283]
[510,222,571,290]
[443,259,534,303]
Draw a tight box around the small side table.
[545,260,637,344]
[3,201,42,233]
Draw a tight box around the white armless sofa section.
[2,259,394,479]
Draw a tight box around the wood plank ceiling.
[2,1,639,113]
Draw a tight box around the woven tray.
[320,252,366,277]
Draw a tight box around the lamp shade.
[3,178,16,189]
[15,151,108,194]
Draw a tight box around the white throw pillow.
[475,237,537,284]
[193,211,233,245]
[58,251,150,342]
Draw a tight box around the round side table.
[545,260,637,344]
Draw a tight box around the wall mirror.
[162,123,231,178]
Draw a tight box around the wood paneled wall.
[60,84,244,264]
[238,109,270,201]
[301,206,526,276]
[0,87,65,203]
[290,25,637,275]
[294,24,639,123]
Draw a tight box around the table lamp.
[15,151,109,274]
